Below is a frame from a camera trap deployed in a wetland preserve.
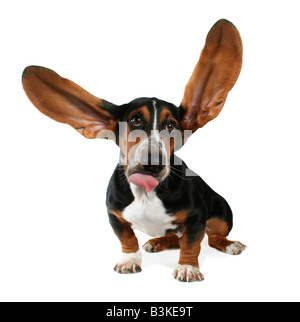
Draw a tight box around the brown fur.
[144,234,180,252]
[206,217,233,252]
[178,231,205,268]
[22,66,117,138]
[120,106,150,172]
[181,20,243,131]
[110,210,139,253]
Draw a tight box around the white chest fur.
[122,184,177,237]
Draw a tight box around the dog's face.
[117,97,183,184]
[22,19,242,188]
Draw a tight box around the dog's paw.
[143,240,162,253]
[143,235,180,253]
[226,241,246,255]
[173,265,204,282]
[114,251,142,274]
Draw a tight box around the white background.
[1,0,300,302]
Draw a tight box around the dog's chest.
[122,185,177,237]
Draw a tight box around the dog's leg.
[113,222,142,273]
[108,211,142,273]
[173,231,205,282]
[206,217,246,255]
[143,233,180,253]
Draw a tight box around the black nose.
[142,164,164,174]
[141,153,165,174]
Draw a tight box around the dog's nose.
[141,153,164,174]
[142,163,164,174]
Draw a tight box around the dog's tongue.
[128,173,159,193]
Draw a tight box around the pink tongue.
[128,173,159,193]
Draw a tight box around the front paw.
[173,265,204,282]
[114,251,142,274]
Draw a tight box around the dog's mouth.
[126,164,170,193]
[128,172,160,193]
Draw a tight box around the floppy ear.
[180,19,243,132]
[22,66,119,139]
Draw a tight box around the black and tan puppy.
[22,19,245,282]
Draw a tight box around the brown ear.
[180,19,243,132]
[22,66,118,139]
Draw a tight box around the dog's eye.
[166,121,175,132]
[130,114,141,126]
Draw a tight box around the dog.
[22,19,245,282]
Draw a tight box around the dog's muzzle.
[126,144,170,192]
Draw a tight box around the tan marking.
[159,109,170,125]
[128,105,150,123]
[206,217,232,252]
[172,210,204,268]
[161,134,175,161]
[206,217,229,236]
[171,211,189,225]
[110,209,139,254]
[120,106,150,172]
[159,108,181,158]
[119,121,131,168]
[110,209,126,223]
[178,232,205,268]
[159,109,179,128]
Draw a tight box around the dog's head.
[22,19,242,191]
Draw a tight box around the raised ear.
[180,19,243,132]
[22,66,119,139]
